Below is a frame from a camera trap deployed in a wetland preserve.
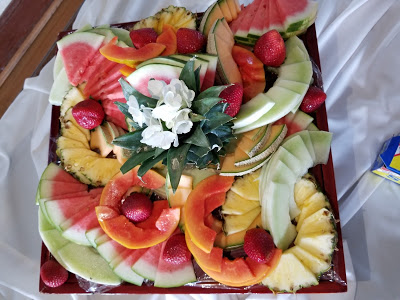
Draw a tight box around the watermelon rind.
[279,1,318,38]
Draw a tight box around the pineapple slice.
[296,208,335,238]
[60,121,90,148]
[229,169,261,201]
[294,232,337,262]
[57,136,89,151]
[63,108,91,141]
[223,206,261,235]
[286,245,331,278]
[60,87,85,117]
[296,191,330,230]
[294,177,318,208]
[133,6,196,34]
[262,252,318,293]
[222,190,260,215]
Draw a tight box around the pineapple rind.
[262,252,318,293]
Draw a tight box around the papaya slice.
[156,24,177,56]
[100,37,166,67]
[136,200,170,230]
[184,175,234,253]
[204,192,226,216]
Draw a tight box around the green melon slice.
[57,32,105,86]
[137,56,186,69]
[309,131,333,165]
[281,135,313,175]
[307,122,319,131]
[53,51,64,80]
[110,27,134,47]
[288,130,316,162]
[279,61,313,84]
[49,68,72,106]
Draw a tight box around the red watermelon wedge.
[234,0,263,39]
[102,99,128,130]
[57,32,105,86]
[132,242,163,281]
[268,0,285,32]
[248,0,269,38]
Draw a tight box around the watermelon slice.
[84,63,124,99]
[109,248,147,285]
[234,0,262,40]
[132,243,163,280]
[248,0,269,39]
[37,180,87,200]
[102,99,128,130]
[39,163,82,184]
[57,32,105,86]
[154,235,196,288]
[268,0,285,32]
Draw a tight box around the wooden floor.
[0,0,84,118]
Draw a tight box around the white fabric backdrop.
[1,0,399,299]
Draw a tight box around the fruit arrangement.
[38,0,346,294]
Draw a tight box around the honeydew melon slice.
[309,131,333,165]
[286,245,331,278]
[223,206,261,235]
[262,252,318,293]
[296,191,329,230]
[290,111,315,133]
[261,181,297,250]
[234,86,301,133]
[279,61,313,84]
[199,2,224,37]
[284,46,309,65]
[285,35,309,57]
[222,190,260,215]
[53,51,64,80]
[49,68,72,106]
[57,242,122,285]
[137,56,186,69]
[38,209,69,269]
[294,232,337,262]
[281,135,313,175]
[274,79,309,101]
[89,28,116,44]
[307,122,319,131]
[110,27,134,47]
[233,93,275,129]
[288,130,316,162]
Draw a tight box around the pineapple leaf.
[167,143,191,192]
[119,78,158,108]
[137,151,168,178]
[196,85,229,100]
[207,133,223,151]
[154,147,165,157]
[112,130,145,150]
[184,126,210,148]
[189,145,210,158]
[189,112,205,122]
[120,149,155,174]
[192,97,221,115]
[179,60,197,94]
[126,117,141,131]
[194,66,201,93]
[113,101,131,119]
[202,111,233,134]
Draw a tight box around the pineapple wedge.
[296,208,336,238]
[229,169,261,201]
[294,232,337,262]
[223,206,261,235]
[262,252,318,293]
[296,191,330,230]
[294,177,318,208]
[222,190,260,215]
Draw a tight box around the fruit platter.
[37,0,347,294]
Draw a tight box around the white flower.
[172,109,192,134]
[147,80,166,99]
[141,124,178,150]
[128,95,146,127]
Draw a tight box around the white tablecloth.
[1,0,399,299]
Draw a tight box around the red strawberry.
[129,28,158,49]
[121,193,153,223]
[40,260,69,288]
[253,30,286,67]
[300,86,327,113]
[162,234,191,265]
[176,28,206,54]
[72,99,105,130]
[244,228,275,264]
[219,83,243,117]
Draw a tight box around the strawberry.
[253,30,286,67]
[72,99,105,130]
[176,28,205,54]
[219,83,243,117]
[162,234,191,265]
[40,260,68,288]
[121,193,153,223]
[300,86,327,113]
[244,228,275,264]
[129,28,158,49]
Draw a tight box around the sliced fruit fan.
[38,0,346,294]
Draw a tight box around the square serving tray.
[40,20,347,294]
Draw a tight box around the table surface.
[1,0,400,299]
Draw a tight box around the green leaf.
[207,133,223,151]
[211,125,235,143]
[194,66,201,94]
[119,78,158,108]
[196,85,229,100]
[184,126,210,148]
[192,97,221,115]
[114,101,131,119]
[120,149,155,174]
[137,151,168,178]
[179,60,197,94]
[112,130,144,150]
[202,111,233,134]
[167,143,191,192]
[189,112,205,122]
[189,145,210,158]
[154,147,165,157]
